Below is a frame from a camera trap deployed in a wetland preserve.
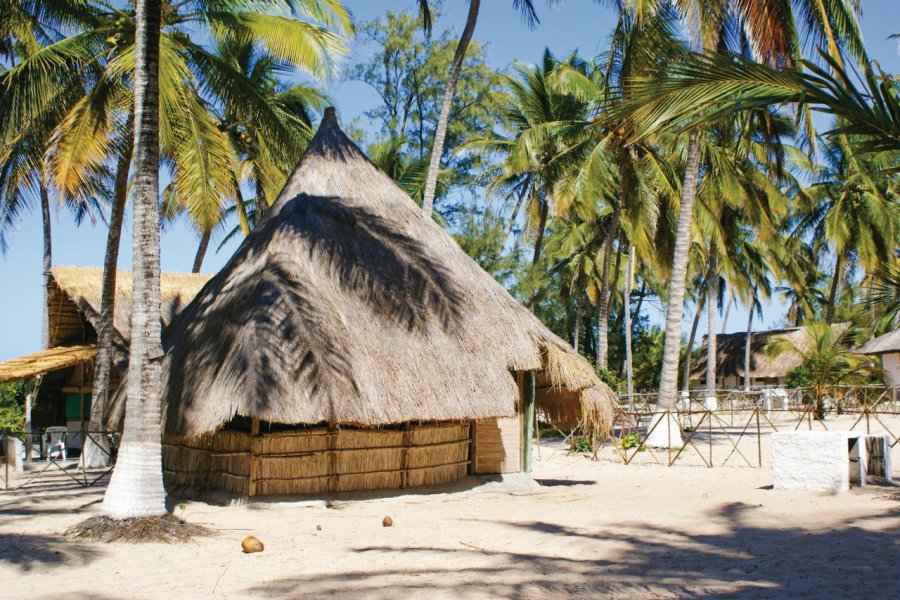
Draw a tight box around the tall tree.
[99,0,166,519]
[417,0,541,218]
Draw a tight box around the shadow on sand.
[242,500,900,598]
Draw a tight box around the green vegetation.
[0,382,25,432]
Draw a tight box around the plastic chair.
[44,427,68,461]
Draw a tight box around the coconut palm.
[466,49,595,267]
[610,0,865,412]
[766,322,877,419]
[98,0,167,520]
[416,0,544,218]
[3,1,351,467]
[798,133,898,322]
[91,0,352,519]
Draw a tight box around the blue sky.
[0,0,897,361]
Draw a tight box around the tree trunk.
[192,230,210,273]
[531,200,549,266]
[100,0,167,520]
[682,297,704,394]
[632,282,646,341]
[744,299,754,391]
[596,208,621,369]
[624,250,634,403]
[573,289,583,353]
[825,250,842,324]
[706,245,718,397]
[83,133,133,468]
[420,0,480,217]
[502,177,530,242]
[40,180,52,351]
[721,291,734,333]
[657,129,702,409]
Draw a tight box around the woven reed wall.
[163,422,471,497]
[471,416,520,474]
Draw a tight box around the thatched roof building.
[154,109,616,496]
[0,267,209,437]
[691,324,850,388]
[856,329,900,355]
[856,328,900,386]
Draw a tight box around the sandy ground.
[2,427,899,599]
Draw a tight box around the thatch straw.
[0,344,96,384]
[152,108,615,439]
[51,266,210,343]
[856,328,900,355]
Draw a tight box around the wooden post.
[521,371,536,473]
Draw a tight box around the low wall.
[163,422,472,497]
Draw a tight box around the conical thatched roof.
[157,109,616,439]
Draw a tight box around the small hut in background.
[691,324,850,389]
[0,267,209,451]
[153,109,616,497]
[856,329,900,386]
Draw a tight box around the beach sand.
[2,424,898,599]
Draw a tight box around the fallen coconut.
[242,535,264,553]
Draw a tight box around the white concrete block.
[771,431,865,493]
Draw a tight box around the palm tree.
[612,0,866,413]
[94,0,351,518]
[99,0,167,520]
[799,133,898,322]
[466,49,594,268]
[766,322,877,419]
[417,0,542,218]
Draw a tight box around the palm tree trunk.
[100,0,166,520]
[573,289,583,353]
[744,299,754,391]
[721,291,734,333]
[682,298,703,393]
[421,0,480,217]
[83,134,133,468]
[632,282,646,340]
[531,200,549,266]
[502,177,530,242]
[624,250,634,403]
[826,250,842,323]
[596,209,621,369]
[657,129,702,409]
[40,180,52,351]
[706,245,718,396]
[192,231,210,273]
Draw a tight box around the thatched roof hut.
[691,324,850,387]
[0,267,210,435]
[855,329,900,355]
[153,109,616,495]
[0,267,210,384]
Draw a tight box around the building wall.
[882,353,900,386]
[472,416,520,474]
